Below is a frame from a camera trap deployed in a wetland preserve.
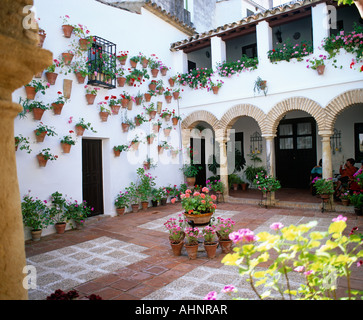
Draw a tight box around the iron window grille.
[87,36,116,89]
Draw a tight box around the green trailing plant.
[18,98,49,118]
[35,123,57,137]
[38,148,58,161]
[214,215,363,300]
[177,67,214,89]
[216,54,258,77]
[113,144,128,153]
[15,135,32,153]
[21,192,52,231]
[25,79,50,94]
[267,40,313,62]
[75,118,97,133]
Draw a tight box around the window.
[87,36,116,89]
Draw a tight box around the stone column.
[215,128,229,199]
[319,130,334,211]
[210,36,226,69]
[311,2,330,53]
[256,20,273,66]
[181,128,192,165]
[0,0,52,299]
[263,134,277,205]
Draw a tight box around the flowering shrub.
[215,217,235,240]
[66,199,93,225]
[206,179,225,193]
[312,177,334,195]
[349,192,363,208]
[253,171,281,193]
[114,191,130,208]
[21,192,52,230]
[177,68,214,89]
[202,225,217,244]
[180,188,217,215]
[267,40,313,62]
[216,55,258,77]
[164,214,186,244]
[211,215,363,300]
[185,227,201,245]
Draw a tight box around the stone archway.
[324,89,363,131]
[181,110,219,130]
[265,96,325,136]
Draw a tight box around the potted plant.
[135,113,147,126]
[215,217,235,253]
[306,55,327,75]
[136,167,156,211]
[184,227,201,259]
[71,59,90,84]
[244,153,266,185]
[60,15,74,38]
[98,102,111,122]
[171,110,182,125]
[130,135,141,151]
[160,64,169,76]
[45,59,61,85]
[106,95,121,115]
[24,79,49,99]
[180,164,202,187]
[113,144,128,157]
[152,120,162,133]
[34,122,57,143]
[163,88,172,103]
[254,76,267,96]
[129,55,140,68]
[209,79,224,94]
[66,199,93,229]
[206,179,225,199]
[228,173,241,191]
[149,58,161,77]
[49,191,69,234]
[151,188,161,207]
[60,130,76,153]
[21,192,52,241]
[312,177,334,203]
[84,85,100,105]
[340,192,350,206]
[116,50,129,65]
[143,156,156,170]
[15,135,32,153]
[160,109,172,121]
[164,215,186,256]
[72,23,92,50]
[253,171,281,207]
[125,182,139,213]
[179,187,217,226]
[134,91,143,105]
[114,191,130,216]
[51,91,67,115]
[144,103,157,119]
[163,126,172,137]
[75,118,97,136]
[37,148,58,167]
[159,187,168,205]
[158,141,170,154]
[348,192,363,216]
[202,225,218,259]
[19,98,50,121]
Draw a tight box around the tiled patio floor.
[24,201,363,300]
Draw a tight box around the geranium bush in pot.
[164,214,186,256]
[49,191,69,234]
[312,177,334,203]
[215,217,235,253]
[203,225,218,259]
[114,191,130,216]
[180,164,202,187]
[253,171,281,207]
[66,199,93,229]
[21,192,52,241]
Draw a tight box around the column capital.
[318,130,334,137]
[261,134,276,140]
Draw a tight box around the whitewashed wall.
[15,0,190,239]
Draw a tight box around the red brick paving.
[24,198,363,300]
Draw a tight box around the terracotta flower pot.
[153,124,161,133]
[212,86,219,94]
[127,78,136,86]
[164,115,171,122]
[62,52,74,66]
[143,162,151,170]
[158,146,164,154]
[186,176,196,187]
[75,72,86,84]
[144,93,151,102]
[121,123,130,132]
[31,229,42,241]
[75,125,85,136]
[99,111,109,122]
[151,68,159,78]
[114,149,121,157]
[111,105,121,115]
[62,24,74,38]
[172,92,179,100]
[170,241,184,256]
[25,86,36,100]
[341,199,349,206]
[79,38,89,50]
[163,128,171,137]
[164,95,172,104]
[183,212,213,226]
[61,143,72,153]
[131,204,139,213]
[184,243,198,260]
[116,207,126,216]
[130,60,138,68]
[55,222,66,234]
[172,117,179,126]
[219,239,233,253]
[131,141,140,151]
[147,136,154,145]
[135,97,142,105]
[320,194,330,203]
[36,154,48,167]
[45,72,58,85]
[160,68,168,76]
[149,110,157,119]
[121,99,129,108]
[141,201,149,211]
[34,130,47,143]
[52,103,64,115]
[32,108,45,121]
[117,77,126,87]
[168,78,175,87]
[316,65,325,75]
[141,59,148,68]
[204,242,218,259]
[85,94,96,105]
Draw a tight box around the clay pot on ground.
[52,103,64,115]
[131,204,139,213]
[170,241,184,256]
[85,94,96,105]
[45,72,58,85]
[55,222,66,234]
[204,242,218,259]
[184,243,198,260]
[62,24,74,38]
[116,207,126,216]
[219,239,233,253]
[141,201,148,211]
[31,230,42,241]
[186,176,196,187]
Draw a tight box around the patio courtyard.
[24,199,363,301]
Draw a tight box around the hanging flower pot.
[158,146,164,154]
[130,60,138,68]
[25,86,36,100]
[135,97,142,105]
[164,95,172,104]
[121,123,130,133]
[79,38,89,50]
[32,108,45,121]
[62,24,74,38]
[45,72,58,85]
[144,93,151,102]
[85,94,96,105]
[61,143,72,153]
[34,130,47,143]
[172,117,179,126]
[149,83,157,91]
[117,77,126,87]
[121,98,129,108]
[75,72,86,84]
[114,149,121,157]
[127,100,133,111]
[147,136,154,145]
[149,110,157,119]
[62,52,74,66]
[160,68,168,76]
[141,58,148,68]
[36,154,48,167]
[75,125,85,136]
[172,92,179,100]
[153,124,161,133]
[51,103,64,115]
[212,86,219,94]
[111,105,121,115]
[316,65,325,75]
[168,78,175,87]
[163,128,171,137]
[131,141,140,151]
[151,68,159,78]
[99,111,109,122]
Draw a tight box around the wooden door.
[190,138,206,187]
[275,117,317,188]
[82,139,104,216]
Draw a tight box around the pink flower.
[229,229,257,244]
[202,187,209,193]
[171,198,176,204]
[211,194,217,201]
[203,291,217,300]
[294,266,305,272]
[357,260,363,267]
[304,270,313,276]
[221,285,237,294]
[332,215,347,222]
[270,222,284,230]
